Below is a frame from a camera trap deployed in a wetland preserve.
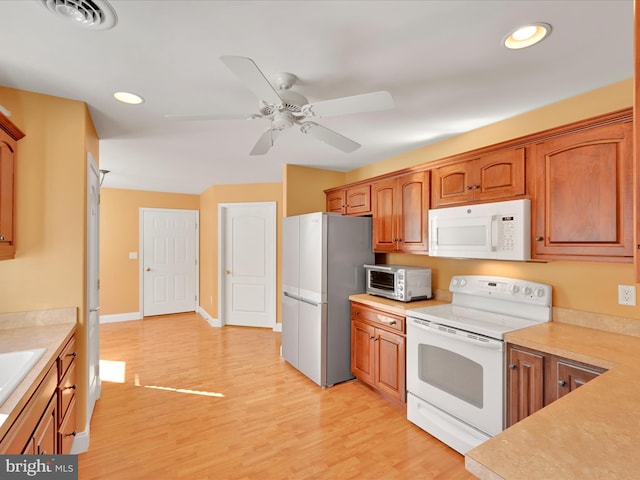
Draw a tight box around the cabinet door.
[33,396,57,455]
[326,190,345,214]
[374,328,406,402]
[0,139,15,259]
[431,161,475,207]
[507,346,545,427]
[476,147,525,201]
[397,171,429,253]
[555,360,602,400]
[345,184,371,215]
[351,319,375,385]
[372,178,398,252]
[533,121,633,260]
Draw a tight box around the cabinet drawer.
[58,396,76,455]
[351,304,405,333]
[57,335,76,381]
[58,361,76,424]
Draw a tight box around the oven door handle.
[411,319,504,351]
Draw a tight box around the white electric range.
[405,275,552,454]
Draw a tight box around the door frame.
[139,208,200,317]
[218,202,276,329]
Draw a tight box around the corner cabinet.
[372,171,430,253]
[351,302,406,403]
[431,147,526,208]
[0,113,25,260]
[506,343,606,427]
[532,120,633,262]
[325,183,372,216]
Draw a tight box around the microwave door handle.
[364,264,394,271]
[490,215,498,251]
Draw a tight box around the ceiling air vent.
[40,0,118,30]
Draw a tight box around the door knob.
[145,267,151,271]
[226,269,231,274]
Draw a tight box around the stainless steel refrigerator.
[282,212,374,387]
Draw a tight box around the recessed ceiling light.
[114,92,144,105]
[504,23,552,49]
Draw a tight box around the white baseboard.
[197,306,221,327]
[70,427,90,454]
[99,312,142,324]
[273,323,282,332]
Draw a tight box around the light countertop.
[465,322,640,480]
[0,308,76,440]
[349,293,448,315]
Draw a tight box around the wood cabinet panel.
[58,396,76,455]
[351,319,375,385]
[325,184,371,215]
[533,121,633,261]
[0,114,24,261]
[507,343,605,427]
[373,171,429,253]
[351,302,406,403]
[374,329,406,402]
[507,346,545,427]
[432,148,525,207]
[31,395,57,455]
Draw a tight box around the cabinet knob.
[65,431,77,437]
[465,185,472,190]
[0,235,4,241]
[354,310,360,315]
[67,352,77,358]
[65,384,77,391]
[473,184,480,189]
[558,380,566,387]
[508,364,516,370]
[535,236,544,241]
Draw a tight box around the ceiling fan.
[165,56,395,156]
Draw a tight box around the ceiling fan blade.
[304,91,394,118]
[220,56,283,106]
[164,113,261,121]
[300,122,361,153]
[250,127,280,155]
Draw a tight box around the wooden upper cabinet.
[532,121,633,261]
[325,183,371,216]
[432,147,525,208]
[372,171,429,253]
[0,113,25,261]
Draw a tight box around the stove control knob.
[459,278,467,287]
[509,284,519,294]
[535,288,546,298]
[522,286,532,296]
[451,278,459,287]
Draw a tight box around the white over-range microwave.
[428,198,531,261]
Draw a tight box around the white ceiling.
[0,0,633,194]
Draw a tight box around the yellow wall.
[338,78,639,322]
[99,188,199,315]
[198,183,282,321]
[345,78,633,184]
[0,87,97,438]
[283,164,345,216]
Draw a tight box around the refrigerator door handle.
[284,291,321,307]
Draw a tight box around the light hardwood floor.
[78,313,474,479]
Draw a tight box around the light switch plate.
[618,285,636,306]
[129,252,138,260]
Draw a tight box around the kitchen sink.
[0,348,46,407]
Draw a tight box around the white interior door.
[142,209,198,317]
[86,154,101,423]
[220,202,276,328]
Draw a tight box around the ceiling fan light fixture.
[504,23,551,49]
[114,91,144,105]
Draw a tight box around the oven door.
[406,317,505,436]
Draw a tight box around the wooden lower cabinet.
[0,332,77,454]
[351,302,406,403]
[507,343,606,427]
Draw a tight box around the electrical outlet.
[618,285,636,306]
